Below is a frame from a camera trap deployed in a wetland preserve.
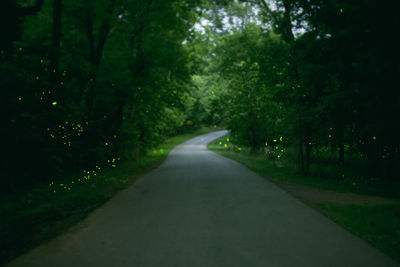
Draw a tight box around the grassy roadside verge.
[208,135,400,263]
[0,127,215,266]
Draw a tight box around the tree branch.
[259,0,278,23]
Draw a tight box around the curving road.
[7,131,398,267]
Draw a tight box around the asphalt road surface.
[7,130,398,267]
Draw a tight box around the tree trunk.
[366,142,378,178]
[50,0,62,76]
[83,0,116,115]
[305,141,311,175]
[84,0,95,63]
[281,0,295,43]
[297,121,305,174]
[304,128,311,175]
[277,0,307,175]
[338,121,344,166]
[339,142,344,165]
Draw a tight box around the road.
[7,130,398,267]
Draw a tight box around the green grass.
[208,134,400,263]
[314,203,400,263]
[0,126,216,266]
[208,135,400,198]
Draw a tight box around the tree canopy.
[1,0,399,193]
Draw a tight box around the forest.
[2,0,399,193]
[1,0,400,263]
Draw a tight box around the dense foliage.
[2,0,399,192]
[194,0,400,179]
[0,0,205,192]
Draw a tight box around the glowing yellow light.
[219,141,222,145]
[280,137,283,142]
[52,101,58,106]
[265,141,268,146]
[224,144,227,148]
[227,138,229,142]
[18,97,22,101]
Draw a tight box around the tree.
[0,0,45,51]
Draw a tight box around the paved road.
[7,131,398,267]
